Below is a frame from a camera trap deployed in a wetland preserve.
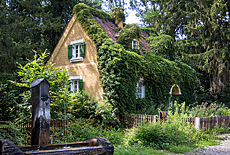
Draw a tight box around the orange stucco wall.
[48,15,103,98]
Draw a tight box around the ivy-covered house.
[48,3,197,114]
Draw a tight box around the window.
[132,39,138,50]
[69,76,83,93]
[136,78,145,98]
[68,39,85,62]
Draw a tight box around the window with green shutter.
[69,76,83,93]
[68,39,85,62]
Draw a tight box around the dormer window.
[136,78,145,98]
[68,39,85,63]
[132,39,138,50]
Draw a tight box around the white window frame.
[136,78,145,98]
[69,76,82,93]
[132,39,138,50]
[70,39,84,63]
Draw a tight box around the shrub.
[71,91,97,119]
[132,121,197,149]
[52,118,123,146]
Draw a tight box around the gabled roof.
[92,15,152,54]
[93,15,119,43]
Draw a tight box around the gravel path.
[191,134,230,155]
[166,134,230,155]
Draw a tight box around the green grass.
[114,146,168,155]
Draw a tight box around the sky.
[125,9,141,24]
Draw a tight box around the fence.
[193,115,230,130]
[0,119,71,145]
[122,113,230,130]
[1,114,230,145]
[122,114,158,128]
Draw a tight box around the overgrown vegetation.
[2,102,229,154]
[73,3,197,114]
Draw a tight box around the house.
[48,3,197,113]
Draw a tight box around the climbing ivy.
[73,3,197,114]
[111,7,125,23]
[117,24,142,51]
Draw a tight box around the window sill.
[70,57,83,63]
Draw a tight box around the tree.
[0,0,103,84]
[129,0,195,39]
[0,0,45,82]
[130,0,230,99]
[11,51,78,120]
[177,0,230,98]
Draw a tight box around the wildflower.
[160,104,164,107]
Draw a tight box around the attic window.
[68,39,85,63]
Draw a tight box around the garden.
[1,52,230,154]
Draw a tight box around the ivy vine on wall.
[73,3,197,114]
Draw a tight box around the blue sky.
[125,9,141,24]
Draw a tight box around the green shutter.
[79,79,83,92]
[68,45,72,59]
[68,80,72,92]
[80,42,85,57]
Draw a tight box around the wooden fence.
[122,113,230,130]
[193,115,230,130]
[122,114,158,128]
[2,115,230,132]
[1,114,230,145]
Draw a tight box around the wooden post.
[30,78,50,146]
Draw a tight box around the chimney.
[112,7,125,29]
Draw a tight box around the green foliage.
[73,3,197,114]
[189,102,230,118]
[133,122,197,149]
[0,0,103,82]
[72,91,97,119]
[113,27,121,32]
[71,91,119,127]
[146,34,180,61]
[131,0,230,99]
[0,121,30,146]
[52,118,123,145]
[114,146,168,155]
[0,83,22,121]
[111,7,125,22]
[117,24,142,51]
[94,100,119,127]
[11,51,78,119]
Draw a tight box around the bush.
[52,118,123,146]
[132,122,197,149]
[72,92,97,119]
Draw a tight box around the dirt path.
[191,134,230,155]
[166,134,230,155]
